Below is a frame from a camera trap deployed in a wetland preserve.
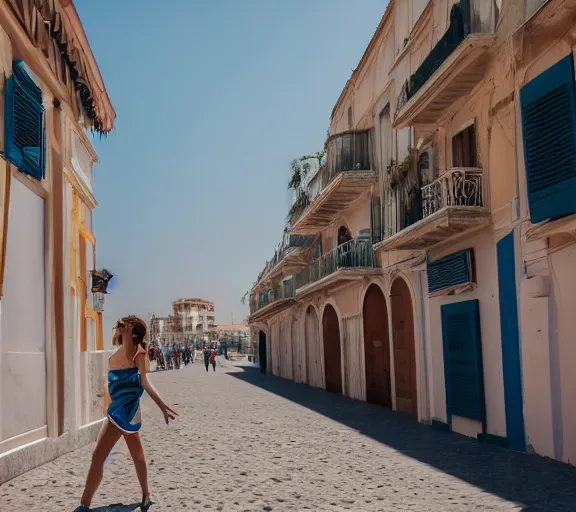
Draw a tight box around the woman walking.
[74,316,177,512]
[210,348,216,372]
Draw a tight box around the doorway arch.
[363,284,392,407]
[337,225,352,246]
[322,304,342,394]
[305,306,323,388]
[258,330,267,374]
[391,277,418,418]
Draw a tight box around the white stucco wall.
[0,176,46,442]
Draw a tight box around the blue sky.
[76,0,386,332]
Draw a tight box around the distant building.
[150,298,216,344]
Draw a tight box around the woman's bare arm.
[135,351,177,424]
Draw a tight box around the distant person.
[74,316,177,512]
[210,349,216,372]
[203,346,211,372]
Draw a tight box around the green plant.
[287,151,326,191]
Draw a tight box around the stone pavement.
[1,358,576,512]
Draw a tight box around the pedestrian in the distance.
[210,349,216,372]
[203,346,211,372]
[73,316,178,512]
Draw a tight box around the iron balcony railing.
[295,238,376,289]
[249,277,297,315]
[422,168,484,218]
[290,130,373,225]
[254,234,316,284]
[396,0,495,113]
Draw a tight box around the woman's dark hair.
[132,321,147,347]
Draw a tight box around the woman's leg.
[80,420,122,507]
[124,432,149,501]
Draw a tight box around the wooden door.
[497,233,526,451]
[322,305,342,394]
[391,278,417,418]
[363,284,391,407]
[305,307,322,388]
[258,331,267,374]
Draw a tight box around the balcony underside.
[374,207,490,251]
[291,171,376,234]
[263,249,308,284]
[296,268,382,299]
[394,34,494,129]
[248,298,296,324]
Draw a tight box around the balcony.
[375,168,490,251]
[394,1,495,129]
[290,131,376,234]
[295,239,380,298]
[248,277,297,323]
[253,233,317,288]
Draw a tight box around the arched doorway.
[305,306,323,388]
[337,225,352,246]
[363,284,391,407]
[391,278,417,418]
[322,304,342,394]
[258,331,267,374]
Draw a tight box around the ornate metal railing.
[254,234,316,284]
[397,1,476,113]
[422,167,483,218]
[249,277,297,315]
[295,239,376,289]
[290,130,373,226]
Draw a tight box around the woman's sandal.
[141,496,153,511]
[73,506,90,512]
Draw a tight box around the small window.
[452,124,478,168]
[4,60,46,180]
[347,107,353,129]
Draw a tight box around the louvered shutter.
[520,54,576,223]
[4,60,45,180]
[427,249,473,293]
[371,197,382,244]
[441,299,485,422]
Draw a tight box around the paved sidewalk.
[1,359,575,511]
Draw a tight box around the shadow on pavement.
[227,366,576,512]
[91,503,140,511]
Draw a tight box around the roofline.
[64,2,116,121]
[330,0,395,120]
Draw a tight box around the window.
[427,248,475,294]
[371,197,382,244]
[520,54,576,223]
[4,60,46,180]
[337,226,352,246]
[347,107,353,129]
[452,124,478,168]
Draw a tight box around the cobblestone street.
[1,359,576,511]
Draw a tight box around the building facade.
[150,298,216,344]
[0,0,115,482]
[247,0,576,465]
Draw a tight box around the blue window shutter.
[4,60,45,180]
[441,299,485,423]
[520,54,576,223]
[427,249,473,293]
